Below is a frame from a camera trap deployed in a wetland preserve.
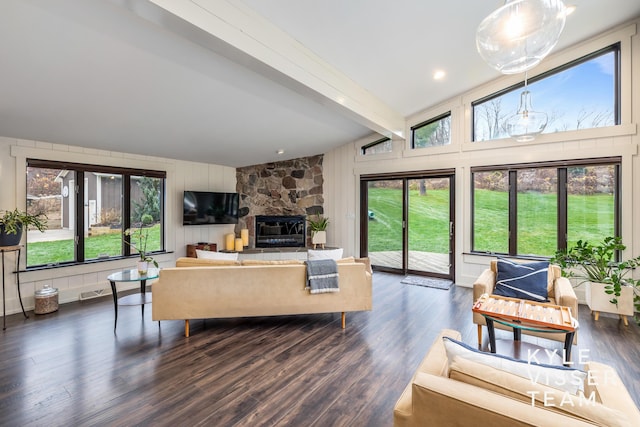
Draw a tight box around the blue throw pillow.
[494,258,549,302]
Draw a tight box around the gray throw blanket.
[305,259,339,294]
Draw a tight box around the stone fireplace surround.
[236,154,323,248]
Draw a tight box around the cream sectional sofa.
[394,329,640,426]
[152,257,372,336]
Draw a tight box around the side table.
[107,268,159,332]
[1,245,29,330]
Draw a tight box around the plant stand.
[1,245,29,329]
[586,281,634,326]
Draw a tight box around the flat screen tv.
[183,191,239,225]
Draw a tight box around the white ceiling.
[1,0,639,167]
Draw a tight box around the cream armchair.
[473,260,578,346]
[393,329,640,427]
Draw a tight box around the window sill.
[22,251,173,274]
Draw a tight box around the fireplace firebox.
[255,215,306,248]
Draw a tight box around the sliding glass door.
[364,179,404,270]
[361,172,454,279]
[407,178,452,276]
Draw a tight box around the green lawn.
[367,188,450,253]
[368,187,614,256]
[27,225,162,266]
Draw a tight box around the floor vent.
[79,288,110,301]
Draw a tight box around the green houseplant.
[307,215,329,249]
[124,214,159,274]
[551,236,640,324]
[0,208,48,246]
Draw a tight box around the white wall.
[2,19,638,315]
[324,20,640,293]
[0,136,236,314]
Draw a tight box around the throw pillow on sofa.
[196,249,239,260]
[307,248,343,261]
[494,258,549,302]
[442,336,586,395]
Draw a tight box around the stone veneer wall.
[236,154,324,247]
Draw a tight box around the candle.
[225,233,235,251]
[235,238,244,252]
[240,228,249,247]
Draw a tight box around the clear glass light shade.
[476,0,566,74]
[506,90,548,142]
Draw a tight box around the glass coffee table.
[108,268,159,331]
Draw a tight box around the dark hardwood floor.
[1,272,639,426]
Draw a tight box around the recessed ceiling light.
[433,70,446,80]
[276,149,285,155]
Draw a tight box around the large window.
[472,159,619,258]
[26,160,165,268]
[473,44,620,142]
[412,112,451,148]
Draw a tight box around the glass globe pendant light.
[505,74,547,142]
[476,0,566,74]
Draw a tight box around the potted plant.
[551,236,640,325]
[307,215,329,249]
[124,214,159,274]
[0,208,48,247]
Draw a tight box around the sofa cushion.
[449,356,630,427]
[241,259,304,266]
[308,248,343,260]
[196,249,239,260]
[443,336,586,395]
[494,258,549,302]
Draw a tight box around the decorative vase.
[311,230,326,249]
[137,260,149,275]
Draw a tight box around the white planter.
[586,281,634,317]
[137,261,149,275]
[311,230,326,248]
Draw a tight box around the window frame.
[26,158,166,269]
[410,111,452,149]
[471,43,621,142]
[361,137,392,156]
[470,157,621,258]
